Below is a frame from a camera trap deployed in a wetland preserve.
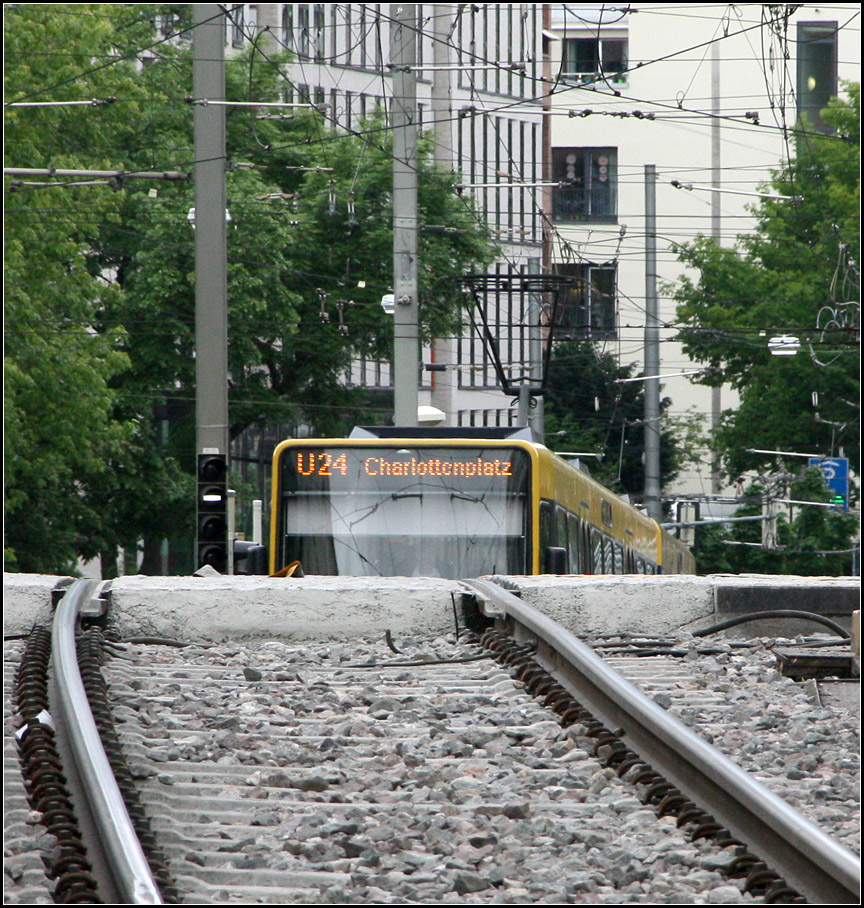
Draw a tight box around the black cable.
[693,610,851,640]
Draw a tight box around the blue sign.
[808,457,849,510]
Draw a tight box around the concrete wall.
[6,571,857,643]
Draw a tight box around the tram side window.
[568,514,584,573]
[580,518,592,572]
[603,537,615,575]
[591,529,604,573]
[556,507,569,565]
[540,500,554,551]
[613,541,624,573]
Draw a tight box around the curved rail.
[52,579,163,904]
[463,578,860,905]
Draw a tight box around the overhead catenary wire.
[6,7,856,348]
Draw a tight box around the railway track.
[5,578,860,904]
[588,633,859,852]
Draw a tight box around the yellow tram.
[269,427,695,579]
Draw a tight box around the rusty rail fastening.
[464,578,859,904]
[14,625,102,903]
[477,627,805,904]
[76,628,180,903]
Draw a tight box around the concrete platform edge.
[4,572,860,643]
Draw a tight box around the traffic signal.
[197,453,228,572]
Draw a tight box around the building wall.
[544,3,859,504]
[251,4,546,430]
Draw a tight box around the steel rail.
[52,579,163,904]
[463,578,860,904]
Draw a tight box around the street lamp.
[768,335,801,356]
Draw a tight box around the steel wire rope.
[173,8,526,281]
[9,7,856,188]
[8,11,856,376]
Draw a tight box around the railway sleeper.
[480,625,809,904]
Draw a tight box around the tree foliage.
[670,85,860,483]
[4,5,495,573]
[695,469,858,576]
[543,339,703,503]
[4,4,150,572]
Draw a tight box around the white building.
[543,3,859,506]
[252,4,547,430]
[229,4,858,501]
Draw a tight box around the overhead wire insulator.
[345,192,358,229]
[318,288,329,323]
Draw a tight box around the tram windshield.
[276,445,530,578]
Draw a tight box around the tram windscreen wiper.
[450,492,484,503]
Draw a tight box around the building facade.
[543,3,859,505]
[226,4,858,505]
[249,3,547,430]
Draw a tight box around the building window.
[358,6,368,67]
[374,8,383,71]
[297,5,310,57]
[562,36,627,84]
[553,263,617,338]
[314,4,325,61]
[281,5,293,50]
[232,5,245,46]
[797,22,838,132]
[552,147,617,223]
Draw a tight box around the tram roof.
[350,426,538,442]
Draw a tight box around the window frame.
[562,35,628,86]
[552,147,618,224]
[552,262,618,340]
[796,21,838,133]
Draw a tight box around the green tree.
[670,85,860,484]
[4,5,496,574]
[695,469,858,576]
[4,4,152,572]
[543,339,703,503]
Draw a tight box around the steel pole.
[391,5,419,427]
[644,165,662,521]
[193,5,229,458]
[430,5,457,426]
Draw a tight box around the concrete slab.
[713,574,859,615]
[3,573,72,635]
[484,573,860,639]
[484,574,716,636]
[4,571,859,644]
[103,575,465,643]
[817,680,860,715]
[711,574,859,637]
